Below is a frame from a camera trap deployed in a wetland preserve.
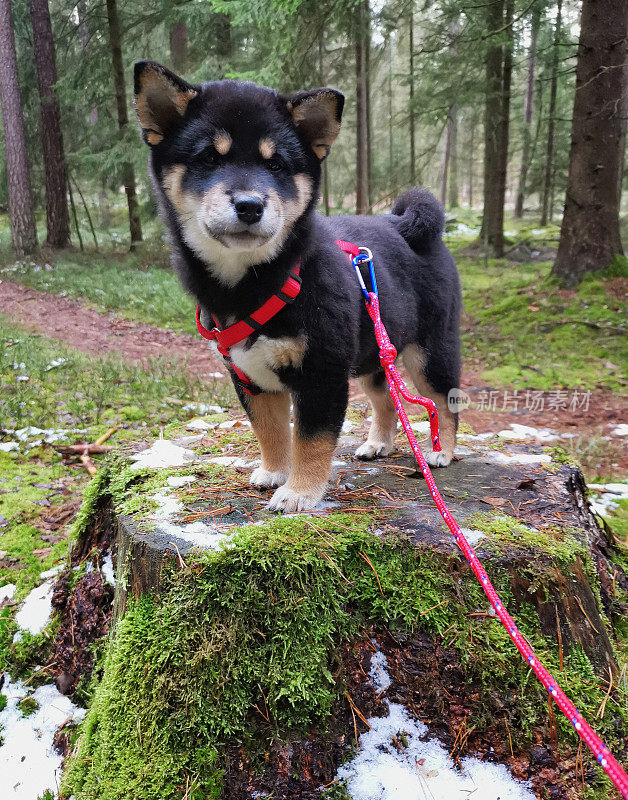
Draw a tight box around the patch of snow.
[43,357,68,372]
[342,420,355,433]
[14,580,54,635]
[206,456,252,468]
[486,451,552,466]
[151,491,235,551]
[0,674,86,800]
[444,223,480,237]
[332,459,348,467]
[410,421,430,434]
[182,402,225,414]
[610,424,628,437]
[130,439,195,470]
[0,442,19,452]
[336,649,535,800]
[101,554,116,588]
[369,649,392,693]
[497,424,557,442]
[504,229,517,236]
[460,527,486,546]
[218,419,251,429]
[588,482,628,518]
[0,583,17,604]
[40,565,63,580]
[530,228,546,236]
[186,418,215,431]
[458,432,494,441]
[166,475,197,488]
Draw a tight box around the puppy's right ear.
[133,61,198,146]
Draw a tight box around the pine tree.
[553,0,626,284]
[0,0,37,255]
[29,0,71,247]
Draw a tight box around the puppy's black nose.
[233,194,264,225]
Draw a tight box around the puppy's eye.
[196,147,219,167]
[267,156,285,172]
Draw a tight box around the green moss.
[18,696,39,716]
[466,511,587,565]
[0,694,7,712]
[63,511,627,800]
[69,467,112,543]
[547,444,581,468]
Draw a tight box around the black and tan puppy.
[133,61,461,513]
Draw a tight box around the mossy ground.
[62,498,627,800]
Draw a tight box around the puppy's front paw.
[266,484,325,513]
[426,449,453,468]
[355,440,395,460]
[250,467,288,489]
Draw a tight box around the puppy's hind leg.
[355,370,398,460]
[402,344,458,467]
[245,392,292,488]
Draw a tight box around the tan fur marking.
[286,434,335,495]
[214,132,232,155]
[269,335,307,369]
[161,164,189,212]
[248,392,292,473]
[402,344,456,459]
[359,374,397,445]
[259,138,276,159]
[134,69,197,139]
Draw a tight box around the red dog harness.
[196,262,302,395]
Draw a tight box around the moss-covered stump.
[62,412,628,800]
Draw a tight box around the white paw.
[426,450,453,468]
[266,484,325,513]
[249,467,288,489]
[355,440,395,460]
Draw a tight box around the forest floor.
[0,213,626,799]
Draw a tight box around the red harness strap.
[196,263,301,395]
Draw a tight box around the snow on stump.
[62,408,627,800]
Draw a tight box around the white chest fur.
[226,334,307,393]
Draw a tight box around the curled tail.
[391,188,445,251]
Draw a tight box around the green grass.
[457,252,626,391]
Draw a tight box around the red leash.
[338,240,628,797]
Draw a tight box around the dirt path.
[0,279,225,378]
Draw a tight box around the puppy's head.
[133,61,344,284]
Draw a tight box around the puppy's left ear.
[134,60,198,146]
[284,88,344,160]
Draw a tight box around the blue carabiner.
[352,247,377,301]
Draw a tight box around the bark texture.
[29,0,71,247]
[105,0,142,246]
[553,0,627,285]
[0,0,38,255]
[169,22,187,72]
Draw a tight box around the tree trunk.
[105,0,142,247]
[496,0,514,233]
[355,0,369,215]
[468,111,476,207]
[480,0,506,256]
[408,3,415,185]
[0,0,38,255]
[448,109,458,208]
[515,8,540,218]
[541,0,562,226]
[29,0,71,247]
[553,0,627,285]
[388,35,394,196]
[440,114,453,206]
[77,0,98,126]
[169,22,187,72]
